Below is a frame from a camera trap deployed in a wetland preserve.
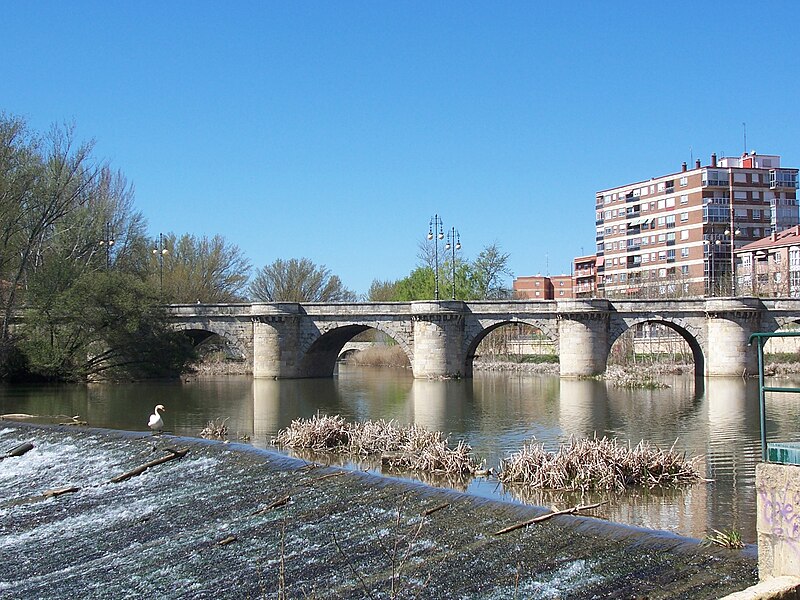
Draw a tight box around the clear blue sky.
[3,1,800,296]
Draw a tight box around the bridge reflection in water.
[2,368,799,542]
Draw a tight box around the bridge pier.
[411,302,465,379]
[557,300,609,377]
[252,304,302,378]
[704,299,760,377]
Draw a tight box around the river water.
[2,366,799,543]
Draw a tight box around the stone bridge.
[166,298,800,379]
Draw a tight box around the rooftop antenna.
[743,122,747,154]
[546,253,549,276]
[690,146,693,166]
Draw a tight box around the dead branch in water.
[252,495,291,516]
[110,447,189,483]
[42,486,80,498]
[422,502,451,517]
[494,501,607,535]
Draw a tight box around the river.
[2,366,799,543]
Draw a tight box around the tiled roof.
[739,225,800,252]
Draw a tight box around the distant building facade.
[736,225,800,297]
[595,152,799,297]
[572,254,598,297]
[512,275,573,299]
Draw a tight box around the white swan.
[148,404,166,432]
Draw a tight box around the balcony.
[770,169,799,190]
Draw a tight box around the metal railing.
[749,331,800,461]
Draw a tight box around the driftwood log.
[1,441,34,460]
[422,502,451,517]
[494,502,607,535]
[42,486,80,498]
[110,447,189,483]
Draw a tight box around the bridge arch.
[608,317,704,376]
[462,318,558,378]
[299,322,413,378]
[172,324,249,362]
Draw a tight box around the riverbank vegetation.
[0,114,249,382]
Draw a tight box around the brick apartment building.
[512,274,573,299]
[596,152,799,298]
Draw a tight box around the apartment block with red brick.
[512,275,552,299]
[572,254,598,298]
[595,152,799,298]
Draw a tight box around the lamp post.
[724,227,741,296]
[704,239,717,296]
[444,227,461,300]
[98,222,114,270]
[427,215,444,300]
[152,233,169,300]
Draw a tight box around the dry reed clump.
[272,414,479,475]
[346,345,409,368]
[200,417,229,440]
[498,436,702,491]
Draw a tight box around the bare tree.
[157,233,251,303]
[249,258,357,302]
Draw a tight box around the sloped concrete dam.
[0,423,757,598]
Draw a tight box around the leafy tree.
[20,269,195,381]
[392,266,436,301]
[153,233,250,303]
[249,258,356,302]
[470,242,513,299]
[0,116,99,343]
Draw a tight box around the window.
[681,212,689,222]
[657,200,665,209]
[680,230,689,240]
[666,215,676,227]
[666,232,676,242]
[666,198,675,208]
[659,268,667,277]
[734,172,747,183]
[681,265,690,275]
[657,217,666,227]
[680,177,688,187]
[680,195,688,205]
[681,247,689,257]
[667,249,676,260]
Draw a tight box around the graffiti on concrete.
[759,484,800,544]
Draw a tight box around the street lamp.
[724,227,741,296]
[152,233,169,300]
[704,239,717,296]
[98,222,114,270]
[427,215,444,300]
[444,227,461,300]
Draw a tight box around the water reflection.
[6,368,800,543]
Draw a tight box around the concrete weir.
[0,422,757,598]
